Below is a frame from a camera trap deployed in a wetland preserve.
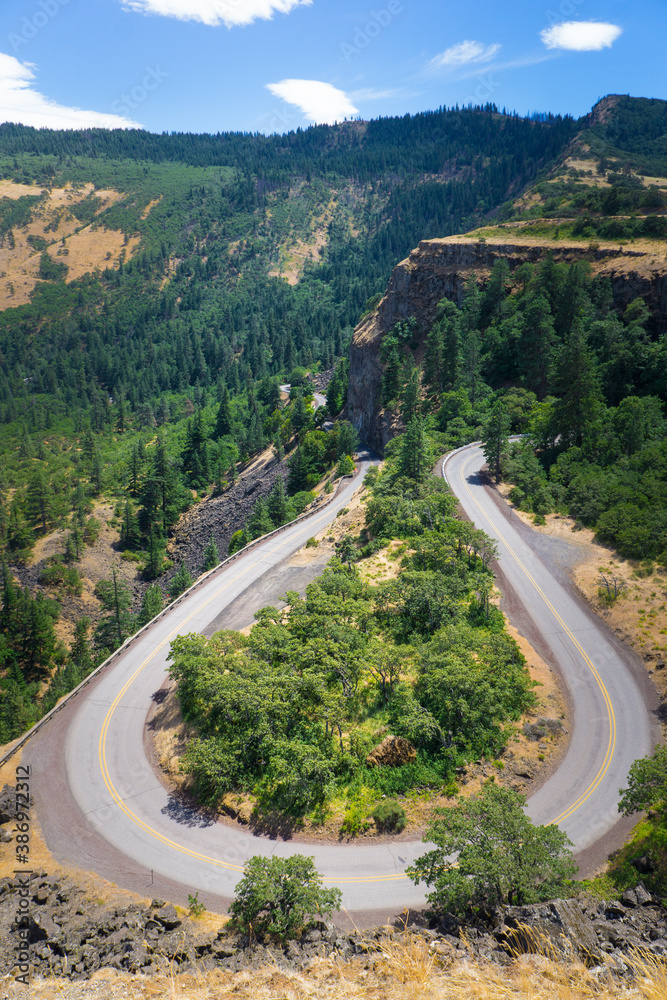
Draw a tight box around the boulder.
[366,735,416,768]
[496,899,601,965]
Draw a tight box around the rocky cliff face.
[347,234,667,453]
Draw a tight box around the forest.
[168,441,535,832]
[1,94,666,818]
[370,252,667,564]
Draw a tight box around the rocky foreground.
[1,868,665,984]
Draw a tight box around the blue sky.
[0,0,663,133]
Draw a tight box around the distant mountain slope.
[0,107,576,409]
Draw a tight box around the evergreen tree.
[400,359,421,424]
[94,571,135,653]
[287,447,309,494]
[482,401,511,483]
[381,344,402,406]
[247,497,274,539]
[459,330,483,408]
[119,500,141,551]
[267,475,288,526]
[520,294,556,400]
[138,583,163,625]
[552,320,602,447]
[201,536,220,573]
[25,468,52,533]
[215,386,233,438]
[399,417,431,481]
[168,562,194,600]
[144,527,166,581]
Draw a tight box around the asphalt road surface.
[24,443,658,918]
[443,444,658,853]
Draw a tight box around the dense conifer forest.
[1,92,666,855]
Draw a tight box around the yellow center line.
[455,452,616,826]
[98,526,408,884]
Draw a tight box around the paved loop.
[443,445,654,850]
[24,443,656,913]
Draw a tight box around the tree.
[201,536,220,573]
[138,583,163,626]
[25,468,52,533]
[267,475,288,526]
[399,417,431,481]
[94,571,135,653]
[552,320,602,447]
[144,527,166,580]
[169,562,194,600]
[215,386,233,439]
[407,783,576,916]
[119,501,141,551]
[287,447,309,494]
[482,401,511,483]
[400,359,421,424]
[229,855,342,942]
[619,745,667,823]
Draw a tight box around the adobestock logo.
[8,0,71,54]
[340,1,404,64]
[111,66,169,118]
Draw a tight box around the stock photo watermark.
[544,0,586,26]
[111,66,169,118]
[8,0,71,54]
[340,1,404,64]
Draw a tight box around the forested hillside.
[1,94,666,759]
[0,104,577,745]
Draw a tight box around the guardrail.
[0,466,362,767]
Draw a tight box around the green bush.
[229,855,341,942]
[340,798,371,837]
[372,799,407,833]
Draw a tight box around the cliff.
[347,233,667,452]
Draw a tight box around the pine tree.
[168,562,194,600]
[25,468,52,533]
[94,571,135,653]
[287,447,309,494]
[138,583,163,625]
[201,536,220,573]
[553,320,602,447]
[215,386,233,438]
[144,527,166,580]
[399,417,431,481]
[267,475,288,527]
[482,402,511,483]
[119,501,141,551]
[400,359,421,425]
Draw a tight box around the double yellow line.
[98,539,408,884]
[96,450,616,889]
[456,451,616,825]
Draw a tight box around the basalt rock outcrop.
[1,870,666,982]
[347,235,667,453]
[366,735,417,768]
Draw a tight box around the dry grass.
[496,485,667,705]
[0,181,144,309]
[3,933,666,1000]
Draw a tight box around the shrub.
[340,798,372,837]
[372,799,407,833]
[229,855,341,942]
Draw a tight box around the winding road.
[23,443,658,920]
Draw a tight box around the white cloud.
[266,80,358,125]
[430,40,501,70]
[120,0,311,27]
[0,53,140,129]
[541,21,622,51]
